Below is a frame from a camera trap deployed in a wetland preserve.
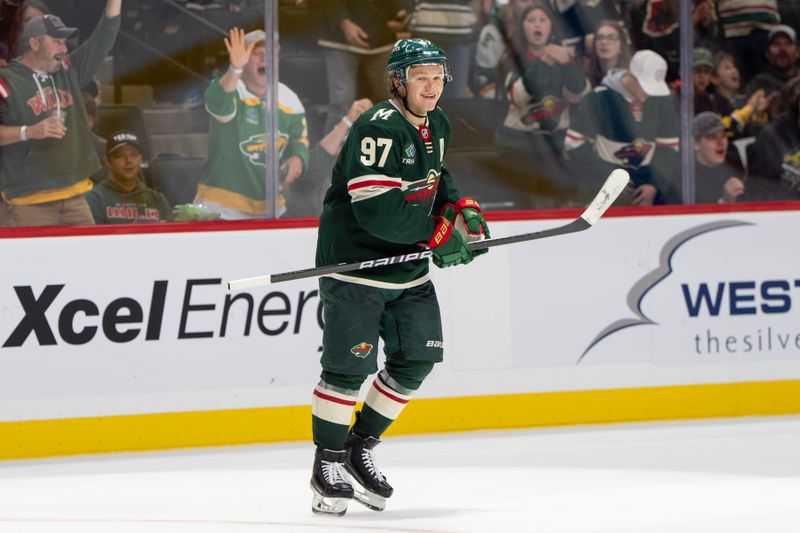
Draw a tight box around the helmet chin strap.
[402,95,429,119]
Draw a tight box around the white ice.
[0,416,799,532]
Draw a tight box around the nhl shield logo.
[418,125,431,141]
[351,342,374,358]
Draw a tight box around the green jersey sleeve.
[204,80,237,120]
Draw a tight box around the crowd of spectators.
[2,0,800,227]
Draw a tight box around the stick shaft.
[227,169,629,290]
[228,218,587,290]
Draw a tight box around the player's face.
[523,8,552,48]
[403,64,445,115]
[713,58,740,92]
[33,35,68,72]
[695,131,727,167]
[107,145,144,184]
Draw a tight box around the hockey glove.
[429,204,473,269]
[455,197,490,257]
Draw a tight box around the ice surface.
[0,416,798,532]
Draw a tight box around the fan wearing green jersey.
[309,38,491,517]
[194,28,309,219]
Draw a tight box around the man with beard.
[194,28,309,219]
[0,0,122,227]
[745,25,799,103]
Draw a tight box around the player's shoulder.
[429,106,451,133]
[352,100,408,136]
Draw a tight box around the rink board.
[1,205,800,458]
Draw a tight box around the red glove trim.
[428,215,454,248]
[455,197,482,212]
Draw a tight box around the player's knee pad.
[384,359,435,391]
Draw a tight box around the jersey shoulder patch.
[363,102,403,125]
[352,102,409,138]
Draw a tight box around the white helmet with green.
[388,38,453,84]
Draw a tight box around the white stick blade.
[228,275,272,291]
[580,168,630,226]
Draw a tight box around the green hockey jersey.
[315,100,462,288]
[196,80,309,216]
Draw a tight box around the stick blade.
[580,168,630,226]
[228,275,272,291]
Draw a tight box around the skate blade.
[310,484,350,516]
[350,480,386,511]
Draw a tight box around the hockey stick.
[228,168,629,291]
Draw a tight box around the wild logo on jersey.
[522,95,565,132]
[614,139,653,168]
[238,133,289,168]
[404,169,440,206]
[351,342,374,358]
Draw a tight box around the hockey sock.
[311,377,360,450]
[352,367,425,439]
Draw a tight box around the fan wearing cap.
[667,111,744,204]
[718,0,780,82]
[193,27,309,219]
[745,25,800,104]
[84,130,172,224]
[565,49,679,206]
[0,0,122,227]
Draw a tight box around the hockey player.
[310,38,490,516]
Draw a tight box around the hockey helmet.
[387,38,452,84]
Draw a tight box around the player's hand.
[28,114,67,140]
[631,183,657,206]
[280,155,304,186]
[722,177,745,203]
[341,19,369,49]
[225,27,254,69]
[429,204,473,268]
[346,98,373,124]
[455,197,490,257]
[541,44,574,65]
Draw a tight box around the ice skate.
[344,432,393,511]
[310,448,354,516]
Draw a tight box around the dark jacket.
[0,14,120,201]
[85,178,172,224]
[748,108,800,199]
[317,0,414,54]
